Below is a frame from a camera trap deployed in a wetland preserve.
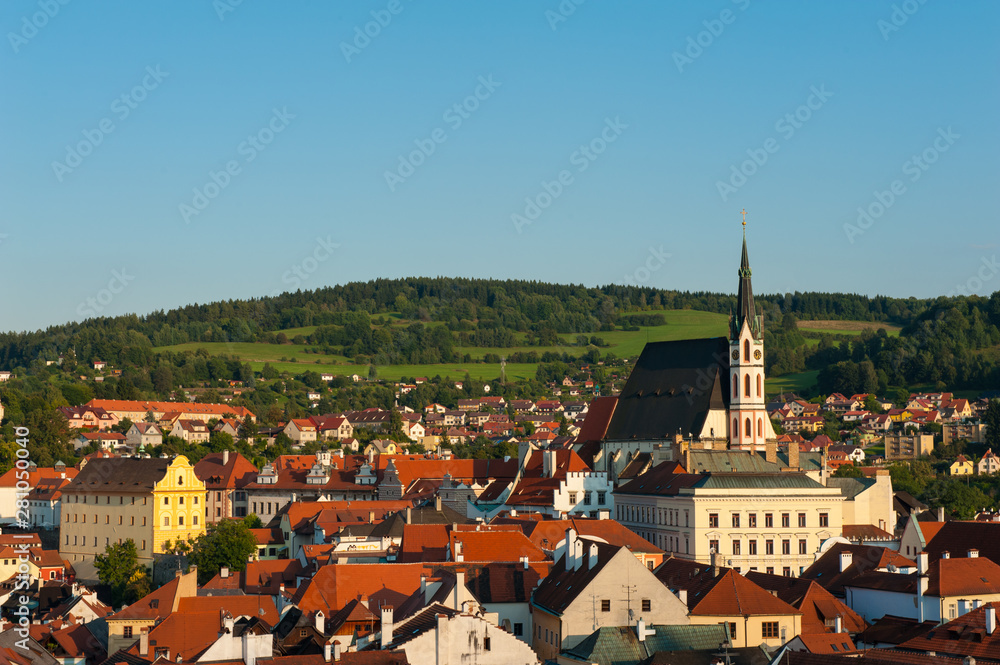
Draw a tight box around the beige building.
[530,532,689,661]
[615,464,844,577]
[59,456,207,580]
[884,433,934,460]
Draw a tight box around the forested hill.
[0,278,998,395]
[0,277,950,367]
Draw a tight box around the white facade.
[393,612,539,665]
[552,471,614,518]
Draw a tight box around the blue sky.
[2,1,997,332]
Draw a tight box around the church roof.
[731,230,762,340]
[604,337,730,441]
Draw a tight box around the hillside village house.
[59,456,207,579]
[170,419,211,443]
[284,418,318,443]
[194,450,258,522]
[58,405,119,430]
[125,422,163,449]
[951,454,975,476]
[884,433,934,460]
[979,449,1000,475]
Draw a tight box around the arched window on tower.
[744,339,750,359]
[757,418,762,438]
[733,418,738,438]
[745,418,752,438]
[757,374,762,397]
[744,374,750,397]
[733,374,738,398]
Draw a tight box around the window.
[757,374,762,397]
[142,517,146,526]
[744,374,750,397]
[745,417,751,437]
[163,497,169,506]
[783,567,791,577]
[798,513,806,527]
[744,339,750,359]
[757,418,762,437]
[709,513,719,528]
[733,377,738,399]
[217,507,222,517]
[179,497,184,505]
[732,540,741,555]
[141,540,146,550]
[765,513,773,528]
[729,623,737,640]
[732,514,740,528]
[819,513,829,527]
[749,540,757,556]
[709,539,720,554]
[766,566,774,574]
[483,636,491,651]
[799,539,808,555]
[131,517,135,525]
[601,599,611,612]
[123,627,132,639]
[194,496,198,505]
[216,491,222,501]
[583,492,592,506]
[193,515,199,525]
[762,622,779,638]
[178,475,184,485]
[733,417,738,437]
[642,599,651,612]
[597,491,606,505]
[178,515,184,526]
[569,492,577,504]
[782,540,791,555]
[513,623,523,637]
[748,513,757,528]
[781,514,790,528]
[119,516,123,525]
[765,540,774,555]
[163,516,170,527]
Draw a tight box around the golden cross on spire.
[740,208,748,228]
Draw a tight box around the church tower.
[728,214,774,451]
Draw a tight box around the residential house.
[530,531,690,660]
[169,419,211,444]
[655,557,803,648]
[0,465,78,524]
[884,433,934,460]
[979,449,1000,475]
[26,471,75,528]
[73,431,127,452]
[284,418,318,443]
[58,456,207,579]
[898,514,945,558]
[943,421,987,445]
[58,405,118,431]
[85,398,255,424]
[950,454,975,476]
[311,415,353,441]
[125,422,163,449]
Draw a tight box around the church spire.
[731,210,761,340]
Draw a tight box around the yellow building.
[59,456,206,581]
[950,454,974,476]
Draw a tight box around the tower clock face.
[731,349,740,361]
[754,349,762,360]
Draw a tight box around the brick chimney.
[788,440,800,470]
[765,440,777,465]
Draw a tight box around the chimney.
[938,507,945,521]
[435,495,442,511]
[573,536,585,571]
[942,551,950,559]
[221,566,230,578]
[969,549,980,558]
[223,449,229,464]
[918,552,929,574]
[405,507,412,525]
[588,542,599,570]
[315,610,325,635]
[380,606,394,649]
[988,606,997,635]
[139,630,149,656]
[765,440,777,464]
[332,640,342,662]
[840,551,853,573]
[368,510,375,524]
[636,617,655,642]
[454,541,464,562]
[678,589,688,607]
[711,549,720,578]
[520,555,529,570]
[788,440,800,470]
[565,528,577,569]
[323,640,332,663]
[834,615,843,634]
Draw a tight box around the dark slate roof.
[828,477,876,501]
[923,521,1000,564]
[858,614,937,646]
[532,542,625,615]
[615,464,701,496]
[604,338,731,441]
[562,624,732,664]
[685,450,822,474]
[465,563,542,604]
[65,457,171,493]
[383,603,459,649]
[369,505,470,539]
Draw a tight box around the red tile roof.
[87,398,255,419]
[449,530,548,563]
[896,601,1000,660]
[293,563,424,613]
[397,524,450,563]
[688,569,801,617]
